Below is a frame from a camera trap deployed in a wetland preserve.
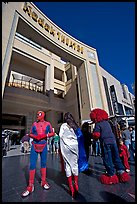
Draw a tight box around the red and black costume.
[22,111,55,197]
[90,108,130,185]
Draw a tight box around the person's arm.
[119,148,123,157]
[47,122,55,138]
[29,133,41,140]
[29,123,43,141]
[92,123,101,139]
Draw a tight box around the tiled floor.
[2,147,135,202]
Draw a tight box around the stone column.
[26,111,37,132]
[46,110,58,132]
[2,11,19,97]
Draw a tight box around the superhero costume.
[22,111,54,197]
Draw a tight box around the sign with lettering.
[23,3,84,54]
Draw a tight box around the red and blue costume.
[22,111,55,197]
[90,108,130,185]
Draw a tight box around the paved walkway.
[2,146,135,202]
[4,145,30,157]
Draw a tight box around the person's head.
[81,122,89,132]
[37,111,45,122]
[118,138,124,146]
[128,126,133,132]
[90,108,108,123]
[121,125,127,131]
[64,112,78,131]
[64,112,74,122]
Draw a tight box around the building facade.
[2,2,135,136]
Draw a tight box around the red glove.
[92,132,100,140]
[32,134,47,141]
[39,134,47,140]
[29,134,40,140]
[47,132,55,138]
[29,134,46,141]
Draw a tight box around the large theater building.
[2,2,135,137]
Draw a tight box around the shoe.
[22,185,34,197]
[41,181,50,189]
[126,169,130,173]
[100,174,119,184]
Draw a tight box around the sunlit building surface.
[2,2,135,137]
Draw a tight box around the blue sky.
[33,2,135,94]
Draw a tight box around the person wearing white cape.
[59,112,88,198]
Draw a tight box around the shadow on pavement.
[100,191,128,202]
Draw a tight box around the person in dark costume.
[90,108,130,184]
[81,122,92,162]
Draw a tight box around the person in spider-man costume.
[22,111,55,197]
[90,108,130,185]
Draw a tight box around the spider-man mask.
[37,111,45,121]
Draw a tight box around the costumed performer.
[59,112,88,198]
[22,111,55,197]
[90,108,130,185]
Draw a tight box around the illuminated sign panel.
[23,3,84,54]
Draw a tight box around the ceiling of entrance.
[16,17,83,67]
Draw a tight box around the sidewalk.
[4,145,30,157]
[2,150,135,202]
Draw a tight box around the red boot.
[74,175,78,193]
[67,176,75,198]
[41,168,50,189]
[22,169,35,197]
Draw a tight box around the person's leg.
[55,142,59,153]
[26,141,29,152]
[22,145,38,197]
[124,140,129,150]
[40,145,50,189]
[100,143,119,184]
[67,175,75,197]
[65,162,75,197]
[111,143,125,172]
[102,144,115,176]
[72,165,79,194]
[122,154,130,171]
[49,138,53,153]
[111,143,130,182]
[95,142,97,156]
[23,142,27,153]
[73,175,78,192]
[98,141,101,155]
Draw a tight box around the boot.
[74,175,78,192]
[67,176,75,198]
[41,168,50,189]
[22,169,35,197]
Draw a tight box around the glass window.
[87,51,95,59]
[54,67,64,81]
